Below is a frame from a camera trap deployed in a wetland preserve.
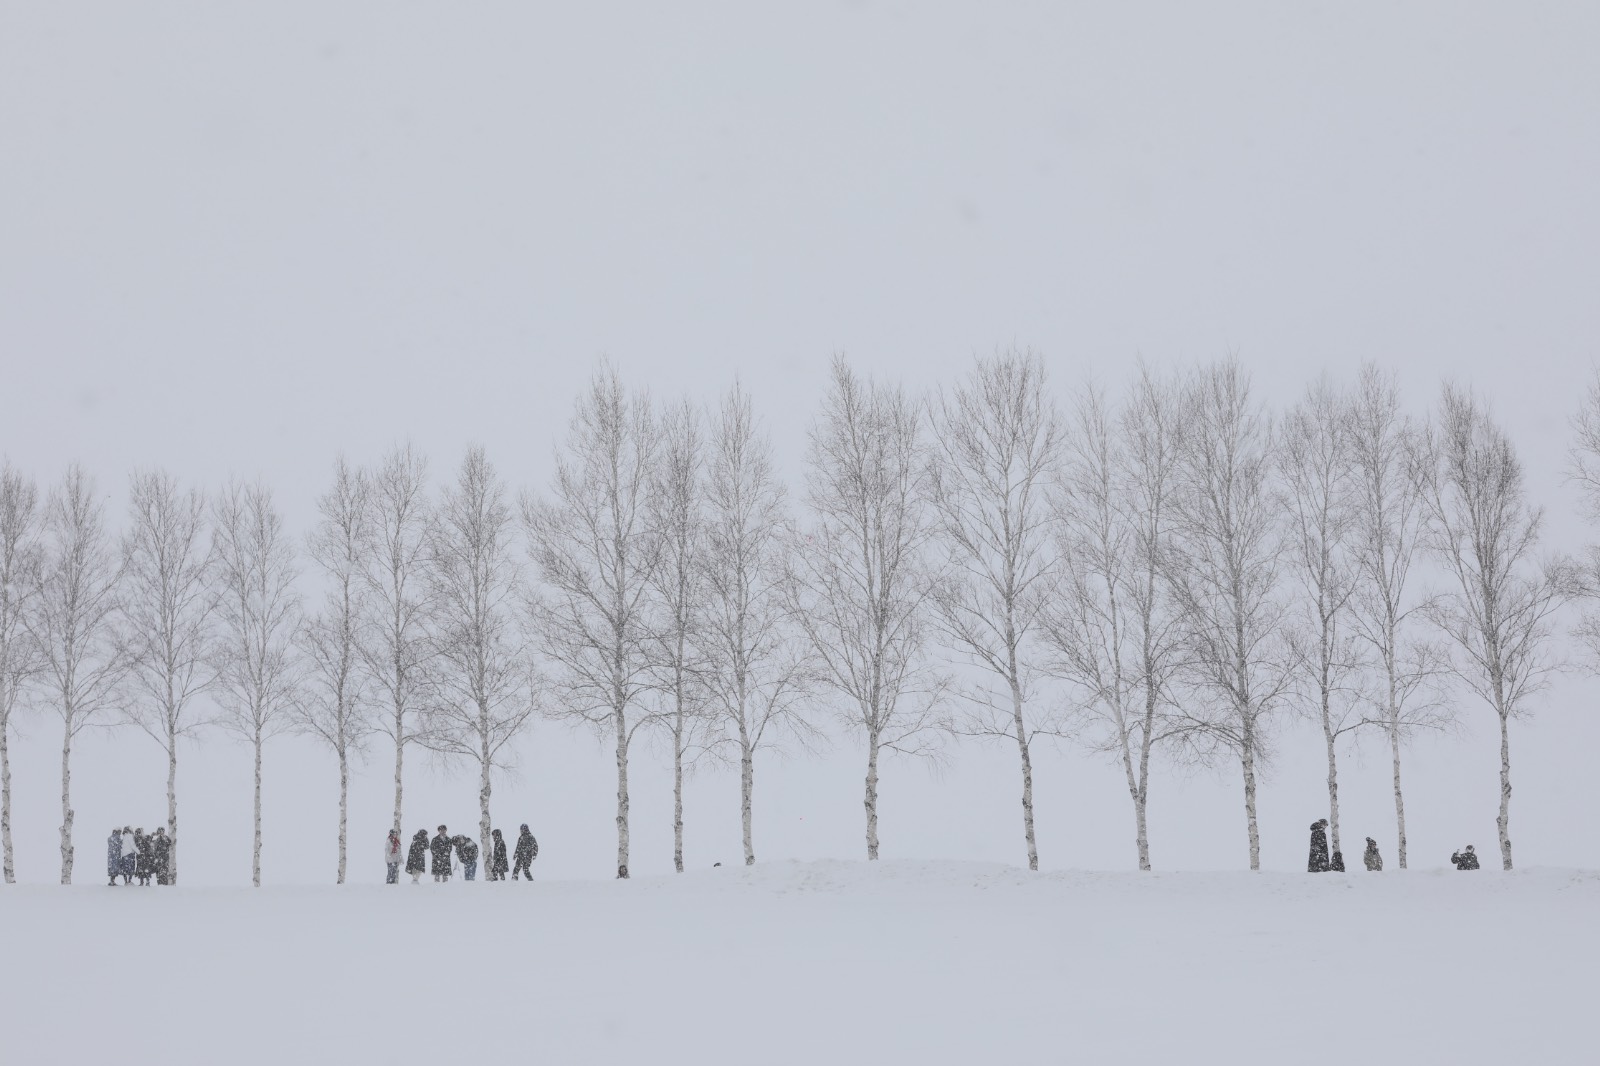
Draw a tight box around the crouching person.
[455,835,479,881]
[1451,845,1481,870]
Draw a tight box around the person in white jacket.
[384,830,402,884]
[118,826,138,885]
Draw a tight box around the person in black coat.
[511,824,537,881]
[1330,850,1345,872]
[152,829,173,885]
[1363,837,1383,872]
[1307,819,1331,873]
[405,829,429,884]
[454,835,480,881]
[488,829,509,881]
[430,826,454,882]
[135,829,154,886]
[1451,845,1481,870]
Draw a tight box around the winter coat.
[1363,841,1383,872]
[384,835,402,867]
[1307,822,1330,873]
[1451,848,1481,871]
[136,834,154,877]
[455,836,479,865]
[513,829,538,866]
[1330,850,1345,873]
[152,834,172,881]
[405,833,428,875]
[108,832,122,875]
[490,836,509,875]
[120,832,139,859]
[430,833,454,874]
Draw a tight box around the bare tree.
[1279,378,1364,861]
[644,399,710,873]
[1164,361,1292,871]
[424,447,535,872]
[0,462,41,884]
[296,458,375,884]
[360,444,433,840]
[211,480,302,888]
[27,465,128,883]
[788,357,941,860]
[120,469,215,885]
[927,350,1061,871]
[524,369,660,878]
[1347,364,1449,868]
[1418,385,1572,870]
[1048,371,1185,871]
[1566,370,1600,666]
[702,383,817,867]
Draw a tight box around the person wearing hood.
[152,829,173,885]
[119,826,138,884]
[107,828,123,887]
[511,824,538,882]
[384,830,403,884]
[455,835,479,881]
[488,829,509,881]
[1363,837,1383,872]
[1307,819,1330,873]
[430,826,454,882]
[135,829,154,886]
[405,830,429,884]
[1451,845,1481,870]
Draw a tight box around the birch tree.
[296,458,375,884]
[120,469,215,885]
[523,369,659,878]
[211,480,302,887]
[360,444,433,839]
[1279,378,1364,861]
[702,383,817,867]
[424,447,534,871]
[927,350,1061,871]
[0,463,41,884]
[1418,385,1571,871]
[28,465,128,883]
[1164,361,1291,871]
[1048,371,1185,871]
[1347,364,1448,868]
[645,399,710,873]
[788,357,940,860]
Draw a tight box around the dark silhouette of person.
[1307,819,1331,872]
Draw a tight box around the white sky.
[2,2,1597,883]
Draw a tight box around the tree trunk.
[478,726,493,877]
[1012,684,1038,872]
[166,741,179,885]
[252,723,263,888]
[615,707,630,878]
[672,722,685,874]
[865,730,880,861]
[391,703,405,838]
[1497,712,1513,871]
[1241,734,1261,871]
[59,718,73,885]
[1323,715,1342,859]
[1,725,13,884]
[337,747,349,885]
[1390,716,1407,870]
[741,744,755,867]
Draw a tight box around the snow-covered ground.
[3,860,1594,1065]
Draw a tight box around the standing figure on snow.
[107,828,123,887]
[511,824,537,882]
[1307,819,1331,873]
[384,830,403,885]
[119,826,138,884]
[405,829,428,884]
[1451,845,1481,870]
[1330,850,1345,872]
[135,829,154,886]
[430,826,454,882]
[488,829,508,882]
[1363,837,1383,872]
[152,829,172,885]
[454,835,479,881]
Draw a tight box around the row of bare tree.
[0,353,1591,883]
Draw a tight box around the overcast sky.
[2,3,1597,884]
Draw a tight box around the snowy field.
[2,861,1595,1065]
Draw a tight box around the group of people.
[1307,819,1483,872]
[107,826,174,886]
[385,824,539,884]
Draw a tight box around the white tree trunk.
[1,726,13,884]
[166,743,179,885]
[1497,712,1513,871]
[1241,734,1261,872]
[1323,708,1342,859]
[672,727,685,874]
[337,746,349,885]
[741,744,755,867]
[615,708,630,878]
[865,730,880,861]
[1390,719,1408,870]
[391,704,405,839]
[1011,678,1038,872]
[478,726,493,875]
[252,723,263,888]
[59,719,73,884]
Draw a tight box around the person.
[119,826,138,885]
[1451,845,1481,870]
[152,829,172,885]
[107,828,123,887]
[384,830,402,885]
[488,829,508,882]
[1307,818,1330,873]
[135,828,154,886]
[405,829,429,884]
[1363,837,1383,872]
[511,824,537,882]
[455,835,479,881]
[1330,850,1345,873]
[430,825,454,882]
